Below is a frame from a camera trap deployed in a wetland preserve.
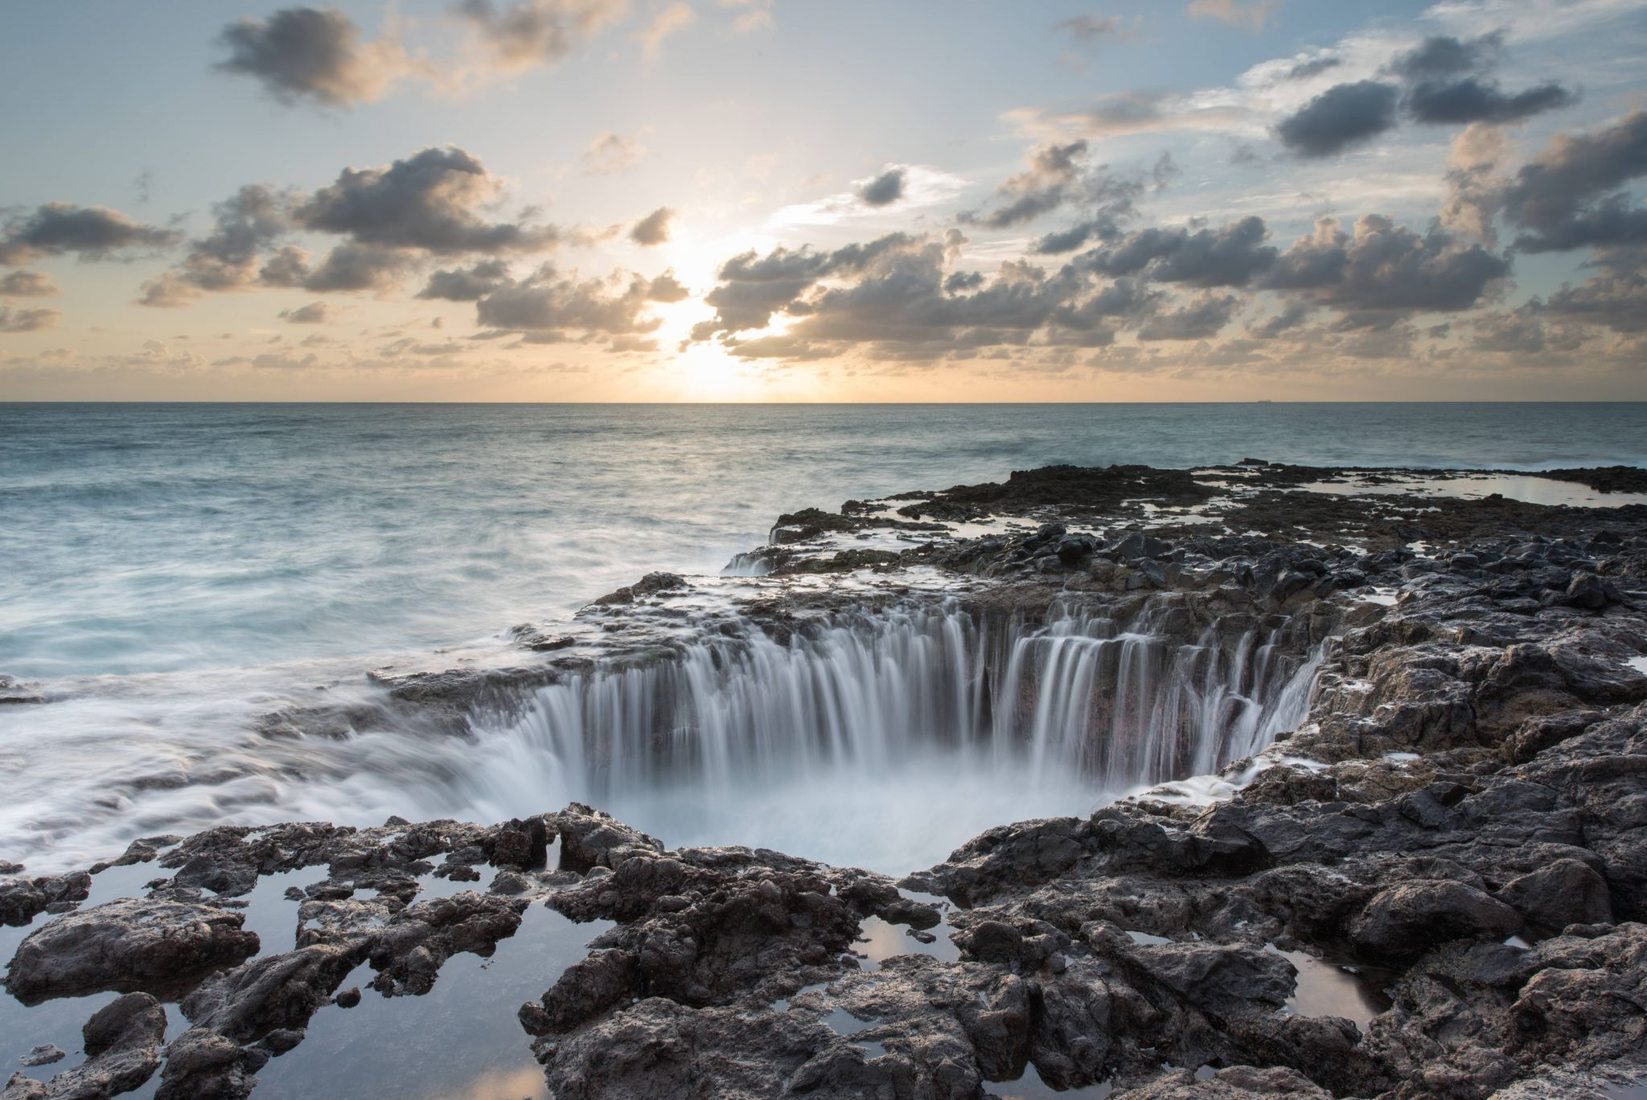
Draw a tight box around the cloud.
[691,231,1162,363]
[1186,0,1280,31]
[418,259,515,301]
[1136,293,1238,340]
[248,351,322,370]
[279,302,332,324]
[298,146,560,253]
[138,185,298,305]
[0,271,57,297]
[1264,214,1509,313]
[629,206,675,246]
[1284,55,1342,81]
[0,306,59,333]
[1383,33,1577,128]
[583,130,647,174]
[474,266,669,339]
[1275,81,1400,157]
[453,0,628,72]
[1500,110,1647,253]
[1249,301,1313,337]
[1404,78,1574,125]
[1007,91,1248,142]
[1053,15,1137,50]
[962,141,1088,228]
[215,7,414,108]
[1440,122,1511,243]
[1075,216,1277,287]
[299,242,418,292]
[646,270,690,301]
[639,2,695,59]
[1029,165,1148,255]
[691,233,921,338]
[1540,268,1647,334]
[0,203,180,266]
[855,168,907,208]
[141,147,568,307]
[1388,32,1499,82]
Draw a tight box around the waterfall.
[474,597,1322,804]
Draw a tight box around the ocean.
[2,401,1644,874]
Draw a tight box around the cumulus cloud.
[855,168,907,208]
[1440,123,1511,243]
[629,206,675,246]
[141,147,574,307]
[418,259,515,301]
[1264,214,1508,313]
[0,203,180,266]
[138,185,298,305]
[1388,32,1500,81]
[1380,33,1579,129]
[0,306,59,332]
[474,266,671,339]
[453,0,628,72]
[215,7,414,108]
[1404,77,1574,125]
[646,270,690,301]
[0,271,57,297]
[299,243,418,292]
[1136,293,1238,340]
[1187,0,1280,32]
[692,231,1146,363]
[1029,165,1147,255]
[1499,110,1647,252]
[1275,81,1400,157]
[298,146,559,253]
[279,302,332,324]
[1075,216,1277,287]
[962,141,1089,228]
[1540,268,1647,333]
[691,233,921,338]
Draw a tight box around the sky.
[0,0,1644,401]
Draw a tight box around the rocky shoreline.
[3,461,1646,1099]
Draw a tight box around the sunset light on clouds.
[2,0,1645,401]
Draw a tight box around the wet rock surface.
[4,463,1647,1098]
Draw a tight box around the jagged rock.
[1350,881,1522,961]
[0,872,91,928]
[592,572,689,606]
[16,1048,63,1068]
[3,994,167,1100]
[1498,859,1614,931]
[5,897,259,1003]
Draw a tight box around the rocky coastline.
[3,461,1646,1100]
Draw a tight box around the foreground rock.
[2,462,1646,1098]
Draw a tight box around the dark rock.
[592,572,688,606]
[1497,859,1613,930]
[1565,571,1622,610]
[5,898,259,1003]
[1349,880,1521,961]
[17,1047,64,1068]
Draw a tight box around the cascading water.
[458,597,1323,871]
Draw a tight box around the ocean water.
[1,401,1644,874]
